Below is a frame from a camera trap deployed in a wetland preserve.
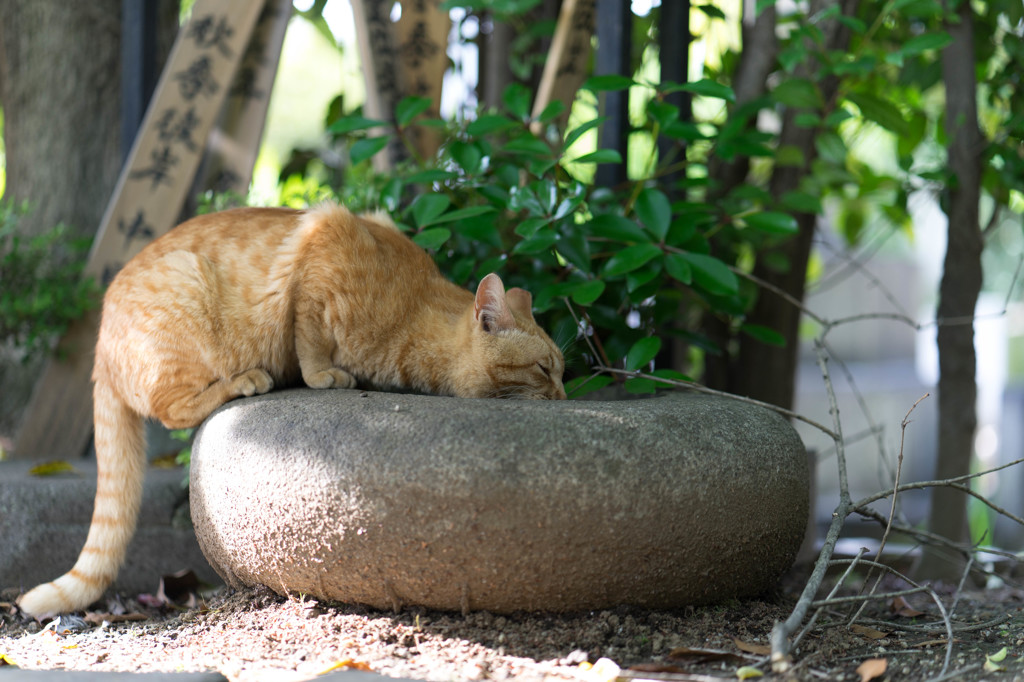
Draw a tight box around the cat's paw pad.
[306,368,356,389]
[234,369,274,396]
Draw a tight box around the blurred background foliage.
[264,0,1024,403]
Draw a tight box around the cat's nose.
[553,384,567,400]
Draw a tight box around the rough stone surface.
[0,460,216,595]
[190,389,809,613]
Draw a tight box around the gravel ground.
[2,569,1023,682]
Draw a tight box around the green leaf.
[512,230,558,255]
[349,136,390,164]
[395,96,432,127]
[536,100,566,122]
[502,82,532,119]
[780,191,822,214]
[624,377,659,394]
[647,100,680,129]
[564,117,605,150]
[572,149,622,164]
[467,114,519,136]
[427,205,496,225]
[814,131,848,165]
[651,368,693,383]
[587,214,647,242]
[380,178,403,212]
[846,92,910,136]
[697,4,726,19]
[625,337,662,370]
[450,141,483,174]
[570,279,605,306]
[410,194,452,228]
[635,188,671,241]
[456,215,502,248]
[565,374,613,399]
[584,74,635,91]
[771,78,822,109]
[330,115,388,135]
[886,31,953,65]
[744,211,799,235]
[741,323,786,346]
[514,216,552,238]
[678,78,735,102]
[603,243,663,277]
[503,134,551,156]
[663,253,693,284]
[412,227,451,250]
[404,169,458,184]
[676,252,739,295]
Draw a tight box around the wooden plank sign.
[391,0,450,160]
[14,0,267,459]
[189,0,292,203]
[350,0,450,166]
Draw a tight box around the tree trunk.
[0,1,178,439]
[724,0,858,411]
[699,1,776,390]
[918,0,984,581]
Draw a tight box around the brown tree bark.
[0,1,177,438]
[918,0,984,580]
[708,0,858,411]
[699,2,777,391]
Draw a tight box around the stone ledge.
[1,460,216,597]
[190,388,809,613]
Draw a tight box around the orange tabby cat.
[18,203,565,618]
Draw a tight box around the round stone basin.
[190,388,808,613]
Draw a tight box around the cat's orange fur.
[18,203,565,618]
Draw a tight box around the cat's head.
[460,273,566,400]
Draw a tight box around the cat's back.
[124,206,302,273]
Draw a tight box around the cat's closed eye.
[537,362,550,377]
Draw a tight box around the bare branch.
[852,457,1024,510]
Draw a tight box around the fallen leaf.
[668,646,743,663]
[889,596,924,617]
[0,653,17,667]
[733,638,771,655]
[850,624,889,640]
[984,647,1008,672]
[318,658,373,675]
[856,657,887,682]
[736,666,764,679]
[28,460,76,476]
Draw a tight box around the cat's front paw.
[306,367,356,389]
[233,368,274,396]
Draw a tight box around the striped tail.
[18,379,146,618]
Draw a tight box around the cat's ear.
[474,273,516,334]
[505,287,535,321]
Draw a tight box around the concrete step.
[1,459,217,602]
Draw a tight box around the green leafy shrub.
[0,201,99,359]
[284,76,799,397]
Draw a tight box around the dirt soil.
[2,566,1022,682]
